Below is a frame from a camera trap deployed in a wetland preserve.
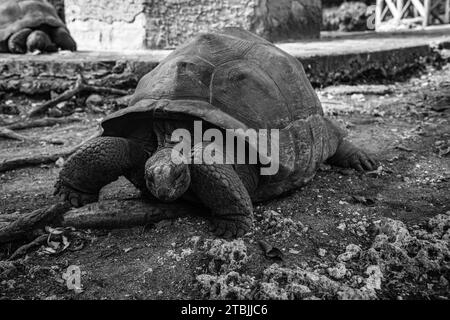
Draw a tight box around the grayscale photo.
[0,0,449,306]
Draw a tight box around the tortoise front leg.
[55,137,148,207]
[189,145,253,239]
[49,27,77,51]
[8,28,33,53]
[327,140,377,171]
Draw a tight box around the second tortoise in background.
[0,0,76,53]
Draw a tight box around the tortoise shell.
[0,0,68,51]
[102,28,343,201]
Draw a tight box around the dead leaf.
[45,226,64,235]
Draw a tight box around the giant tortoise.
[55,28,376,238]
[0,0,76,53]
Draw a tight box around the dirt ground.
[0,62,449,300]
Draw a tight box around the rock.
[318,248,327,257]
[55,157,65,168]
[196,271,255,300]
[204,239,248,274]
[327,263,347,280]
[86,94,104,113]
[261,264,376,300]
[363,217,450,298]
[257,210,305,238]
[86,94,103,106]
[47,107,64,118]
[364,265,382,291]
[372,218,410,244]
[65,0,321,50]
[337,244,362,262]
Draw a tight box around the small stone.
[318,248,327,257]
[337,223,346,231]
[86,94,103,107]
[327,263,347,280]
[47,107,63,117]
[55,157,65,167]
[337,244,361,262]
[350,93,365,101]
[439,276,449,287]
[364,265,382,290]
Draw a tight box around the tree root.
[0,126,64,145]
[0,131,100,173]
[28,74,130,117]
[0,199,203,245]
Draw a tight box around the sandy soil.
[0,64,449,300]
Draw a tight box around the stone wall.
[65,0,322,50]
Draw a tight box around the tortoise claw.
[54,180,98,207]
[210,216,252,239]
[349,150,377,172]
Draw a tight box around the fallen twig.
[28,74,129,117]
[8,234,48,260]
[0,151,72,172]
[0,126,64,145]
[5,117,82,130]
[0,131,100,172]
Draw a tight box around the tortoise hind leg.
[8,28,33,53]
[327,140,377,172]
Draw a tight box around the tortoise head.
[26,30,55,52]
[144,147,190,202]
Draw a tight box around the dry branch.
[0,203,71,243]
[0,131,100,173]
[61,199,201,229]
[8,234,48,260]
[5,117,82,130]
[0,199,203,244]
[28,74,129,117]
[0,126,64,145]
